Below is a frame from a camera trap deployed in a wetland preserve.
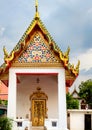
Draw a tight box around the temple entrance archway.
[30,87,48,126]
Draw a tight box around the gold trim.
[3,46,14,66]
[11,62,63,68]
[0,73,8,80]
[30,87,48,126]
[0,70,75,81]
[0,5,80,78]
[30,87,48,100]
[35,0,40,18]
[13,31,62,67]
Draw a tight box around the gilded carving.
[3,46,14,66]
[0,0,80,86]
[30,87,48,126]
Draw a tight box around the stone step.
[30,126,46,130]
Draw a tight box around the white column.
[58,69,67,130]
[7,68,17,119]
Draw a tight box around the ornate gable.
[11,28,63,68]
[18,33,60,63]
[0,1,80,87]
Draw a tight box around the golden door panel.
[32,99,46,126]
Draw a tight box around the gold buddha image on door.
[32,99,45,126]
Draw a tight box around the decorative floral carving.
[18,34,59,63]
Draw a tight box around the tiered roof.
[0,0,80,87]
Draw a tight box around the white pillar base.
[57,128,68,130]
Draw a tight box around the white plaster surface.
[68,110,92,130]
[8,68,67,130]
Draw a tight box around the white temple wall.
[8,67,67,130]
[8,67,65,120]
[17,74,58,119]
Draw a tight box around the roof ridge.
[12,17,61,53]
[12,18,36,52]
[0,16,80,78]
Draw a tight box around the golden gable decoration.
[0,0,80,87]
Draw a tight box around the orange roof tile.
[0,81,8,100]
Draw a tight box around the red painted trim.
[16,73,58,76]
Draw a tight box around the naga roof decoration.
[0,0,80,81]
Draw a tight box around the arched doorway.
[30,87,48,126]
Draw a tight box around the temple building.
[0,1,80,130]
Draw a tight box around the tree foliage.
[78,79,92,108]
[0,117,12,130]
[0,99,8,106]
[66,93,79,109]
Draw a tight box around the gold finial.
[35,0,40,18]
[3,46,9,59]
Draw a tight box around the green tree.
[0,99,2,104]
[0,99,8,106]
[66,93,79,109]
[78,79,92,108]
[0,117,12,130]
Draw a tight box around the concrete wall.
[67,109,92,130]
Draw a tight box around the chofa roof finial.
[35,0,40,18]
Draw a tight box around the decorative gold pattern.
[70,60,80,76]
[46,34,80,76]
[18,33,59,63]
[3,46,14,66]
[30,87,48,126]
[59,46,70,67]
[35,0,39,18]
[0,2,80,85]
[32,100,45,126]
[30,87,48,100]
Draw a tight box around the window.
[52,121,57,127]
[17,122,22,127]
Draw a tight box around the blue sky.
[0,0,92,89]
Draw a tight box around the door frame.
[30,87,48,126]
[32,99,46,126]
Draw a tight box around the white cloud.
[78,49,92,71]
[87,8,92,14]
[69,73,92,92]
[71,48,92,71]
[0,27,5,37]
[0,36,15,66]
